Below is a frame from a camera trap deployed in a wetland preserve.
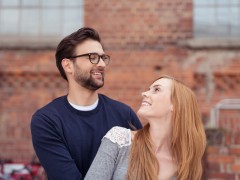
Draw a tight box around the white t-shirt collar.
[69,98,99,111]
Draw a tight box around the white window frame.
[0,0,84,48]
[194,0,240,38]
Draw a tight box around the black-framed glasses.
[68,53,110,65]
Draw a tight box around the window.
[194,0,240,38]
[0,0,84,47]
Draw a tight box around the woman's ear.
[170,104,173,112]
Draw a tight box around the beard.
[74,65,104,91]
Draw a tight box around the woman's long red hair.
[126,75,206,180]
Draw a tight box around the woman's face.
[137,78,173,120]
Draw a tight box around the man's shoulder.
[33,96,66,117]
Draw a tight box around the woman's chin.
[137,109,147,119]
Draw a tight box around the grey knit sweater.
[85,126,177,180]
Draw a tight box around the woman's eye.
[151,88,160,93]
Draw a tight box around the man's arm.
[31,114,82,180]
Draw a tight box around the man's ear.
[62,58,73,74]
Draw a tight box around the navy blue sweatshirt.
[31,94,142,180]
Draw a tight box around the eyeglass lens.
[89,54,110,65]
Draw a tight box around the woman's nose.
[141,91,148,97]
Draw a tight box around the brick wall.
[0,50,67,161]
[204,109,240,179]
[85,0,193,49]
[0,0,240,179]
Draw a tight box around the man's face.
[72,39,106,90]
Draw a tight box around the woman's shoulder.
[103,126,132,147]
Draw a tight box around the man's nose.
[97,58,106,67]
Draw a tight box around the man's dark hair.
[55,27,101,80]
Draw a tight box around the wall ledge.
[0,36,59,50]
[178,38,240,49]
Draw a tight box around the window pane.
[194,0,240,37]
[216,7,230,25]
[20,9,40,35]
[230,0,240,3]
[216,1,230,5]
[1,0,19,7]
[63,9,83,35]
[63,0,83,7]
[22,0,40,6]
[195,7,216,36]
[0,0,84,47]
[41,9,61,35]
[42,0,61,7]
[0,9,19,34]
[195,7,216,25]
[194,0,216,6]
[231,7,240,26]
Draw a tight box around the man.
[31,27,142,180]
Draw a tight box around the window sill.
[178,37,240,49]
[0,36,60,49]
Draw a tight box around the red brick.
[230,148,240,155]
[231,164,240,173]
[233,133,240,144]
[207,155,235,164]
[207,146,219,154]
[205,163,220,172]
[207,172,235,180]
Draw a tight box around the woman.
[85,75,206,180]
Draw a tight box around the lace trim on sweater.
[103,126,131,147]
